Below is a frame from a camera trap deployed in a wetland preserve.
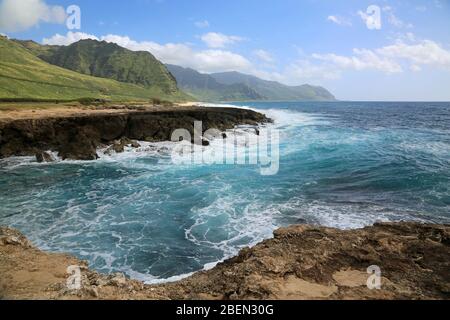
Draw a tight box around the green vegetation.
[1,35,334,103]
[0,97,106,104]
[167,65,336,102]
[166,64,264,101]
[210,72,336,101]
[12,39,60,60]
[0,36,189,102]
[32,39,179,94]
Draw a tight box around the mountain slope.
[17,39,179,95]
[0,36,187,101]
[12,39,60,60]
[166,64,264,101]
[166,65,336,102]
[211,71,336,101]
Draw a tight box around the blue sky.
[1,0,450,101]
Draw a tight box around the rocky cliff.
[1,222,449,300]
[0,106,269,160]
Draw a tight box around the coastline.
[1,102,449,300]
[0,103,270,161]
[1,222,449,300]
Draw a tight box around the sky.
[0,0,450,101]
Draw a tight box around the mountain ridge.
[9,37,336,103]
[16,39,179,95]
[166,64,264,101]
[0,36,188,102]
[167,64,336,102]
[211,71,336,101]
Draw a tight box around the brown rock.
[1,222,448,300]
[0,228,32,248]
[131,140,141,148]
[108,273,127,287]
[35,151,55,163]
[88,286,99,298]
[0,107,270,160]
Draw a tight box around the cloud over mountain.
[43,32,252,74]
[0,0,66,32]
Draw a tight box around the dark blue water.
[0,101,449,282]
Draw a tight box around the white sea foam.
[3,101,448,285]
[202,102,331,128]
[261,196,440,229]
[399,140,450,158]
[96,141,176,161]
[0,103,325,170]
[185,193,278,258]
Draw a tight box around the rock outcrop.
[35,151,55,163]
[0,107,270,160]
[1,222,449,300]
[104,138,141,155]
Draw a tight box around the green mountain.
[0,36,188,102]
[210,71,336,101]
[167,65,335,102]
[166,64,264,101]
[12,39,60,60]
[167,65,336,101]
[17,39,179,95]
[6,36,334,102]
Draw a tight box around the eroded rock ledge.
[1,222,449,300]
[0,106,270,160]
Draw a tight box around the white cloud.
[194,20,209,28]
[101,34,192,63]
[382,6,413,29]
[405,32,416,42]
[0,0,66,32]
[327,15,352,26]
[99,34,251,73]
[244,58,342,86]
[377,40,450,68]
[283,60,341,83]
[42,32,252,74]
[193,50,251,73]
[39,31,450,87]
[357,8,382,30]
[43,31,98,45]
[200,32,244,48]
[254,49,274,63]
[312,49,403,74]
[306,38,450,78]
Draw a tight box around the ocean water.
[0,101,449,283]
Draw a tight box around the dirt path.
[0,103,198,123]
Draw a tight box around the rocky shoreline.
[1,222,449,300]
[0,106,270,161]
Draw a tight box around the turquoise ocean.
[1,101,449,282]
